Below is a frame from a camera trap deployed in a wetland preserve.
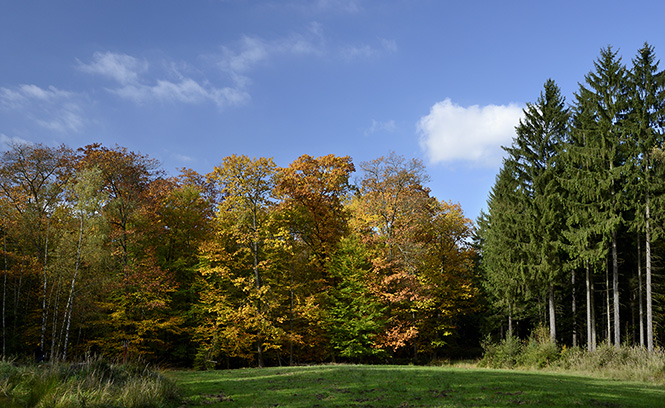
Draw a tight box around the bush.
[479,334,523,368]
[518,326,560,368]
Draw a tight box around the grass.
[0,357,181,408]
[168,364,665,407]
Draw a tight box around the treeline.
[0,145,479,367]
[478,43,665,351]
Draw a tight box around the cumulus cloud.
[0,84,86,133]
[417,98,524,168]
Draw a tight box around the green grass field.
[167,364,665,407]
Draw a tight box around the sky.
[2,0,665,222]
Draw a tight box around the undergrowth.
[479,326,665,383]
[0,356,181,408]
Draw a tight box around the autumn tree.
[274,154,356,361]
[417,199,479,354]
[353,152,432,355]
[76,144,175,359]
[199,155,286,368]
[0,143,72,356]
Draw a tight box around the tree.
[275,154,355,268]
[353,152,432,355]
[77,144,172,359]
[418,199,479,354]
[479,160,529,337]
[503,79,571,342]
[325,235,385,361]
[60,167,105,360]
[576,47,629,348]
[0,143,72,356]
[204,154,282,367]
[625,42,665,351]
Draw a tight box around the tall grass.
[480,328,665,383]
[0,356,181,408]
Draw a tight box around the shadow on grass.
[170,365,665,407]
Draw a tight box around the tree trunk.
[289,262,294,366]
[63,216,84,361]
[548,283,556,343]
[572,268,577,348]
[252,211,264,368]
[586,260,595,351]
[646,196,654,352]
[638,233,644,348]
[2,231,6,357]
[508,303,513,337]
[40,217,50,355]
[612,231,620,348]
[606,261,611,345]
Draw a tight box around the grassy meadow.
[168,364,665,408]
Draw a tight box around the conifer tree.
[480,160,527,336]
[503,79,570,342]
[625,42,665,351]
[565,46,629,348]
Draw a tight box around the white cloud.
[0,84,86,133]
[314,0,361,13]
[218,25,324,86]
[113,78,249,108]
[80,51,249,108]
[0,85,74,108]
[285,0,362,15]
[340,37,397,61]
[417,98,524,168]
[78,52,147,85]
[36,102,85,133]
[0,134,32,150]
[365,119,396,135]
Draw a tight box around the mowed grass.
[168,364,665,407]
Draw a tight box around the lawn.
[167,364,665,407]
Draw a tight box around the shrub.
[479,334,523,368]
[518,326,560,368]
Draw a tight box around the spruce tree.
[503,79,570,342]
[626,42,665,351]
[481,160,528,336]
[566,46,629,348]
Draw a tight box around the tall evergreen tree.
[503,79,570,342]
[480,160,528,336]
[626,42,665,351]
[567,46,629,348]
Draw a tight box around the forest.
[479,43,665,353]
[3,42,665,370]
[0,144,478,367]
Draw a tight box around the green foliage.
[325,235,386,361]
[479,334,523,369]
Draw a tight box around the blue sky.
[2,0,665,221]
